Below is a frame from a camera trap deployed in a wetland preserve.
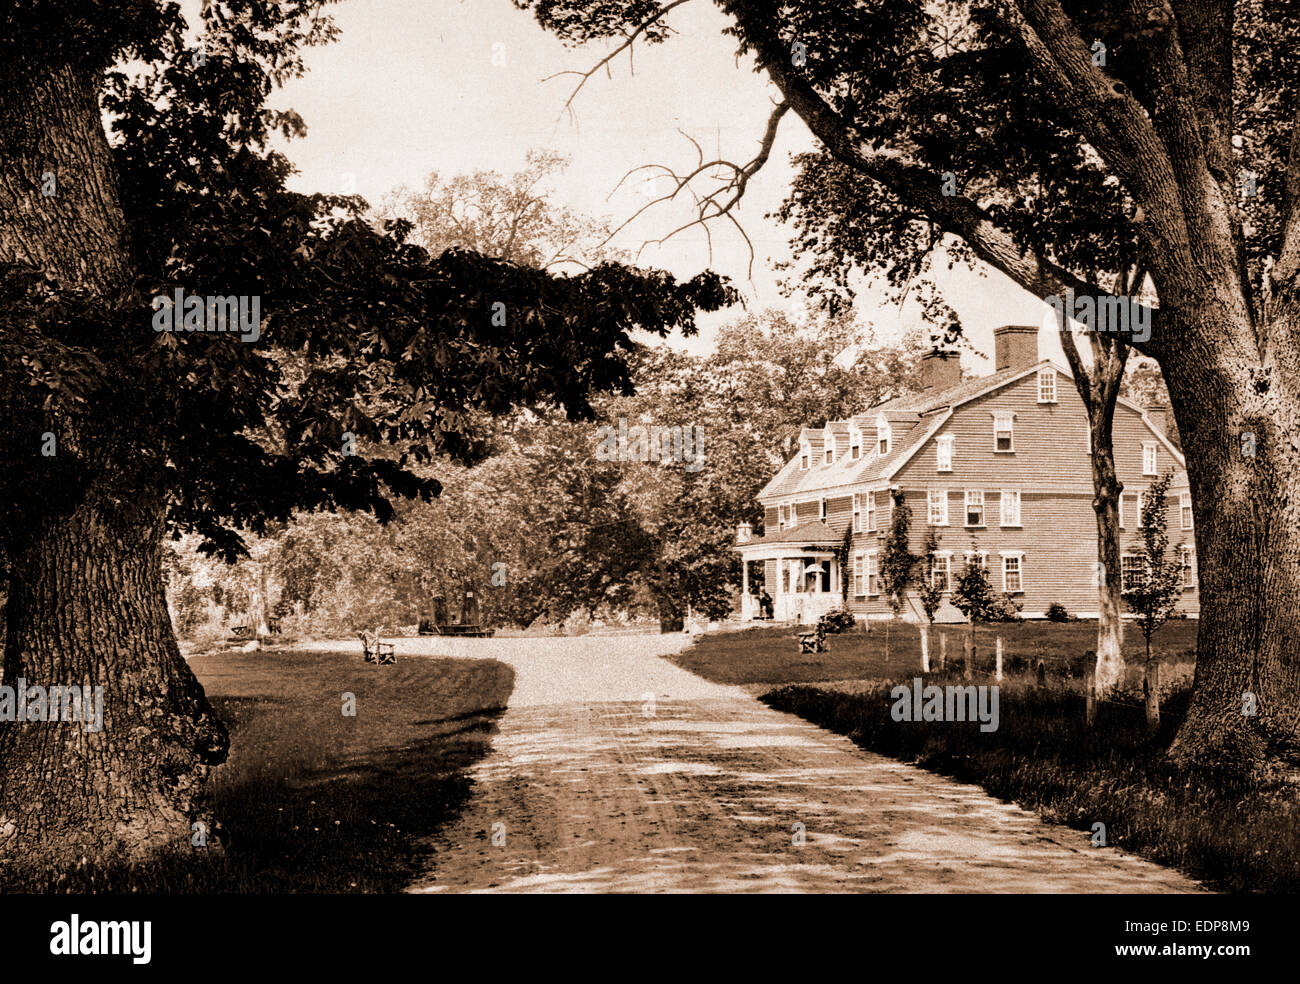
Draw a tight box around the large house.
[734,325,1197,623]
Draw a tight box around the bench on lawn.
[356,629,396,665]
[796,620,827,655]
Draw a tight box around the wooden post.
[1036,658,1047,689]
[995,636,1003,682]
[1144,660,1161,733]
[1085,669,1096,727]
[920,624,930,673]
[939,632,947,671]
[963,635,973,680]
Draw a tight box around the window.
[851,440,860,461]
[931,553,952,593]
[965,489,985,527]
[782,564,791,593]
[824,438,835,467]
[1121,554,1143,593]
[852,493,863,532]
[866,552,880,596]
[937,435,953,472]
[928,489,949,526]
[778,504,787,530]
[877,419,892,456]
[1180,545,1196,590]
[1000,489,1021,527]
[993,412,1015,452]
[1136,491,1146,529]
[853,552,864,596]
[1143,441,1157,475]
[800,447,809,470]
[1180,492,1193,530]
[964,550,989,571]
[1003,554,1023,593]
[1038,367,1057,403]
[819,497,827,521]
[866,491,878,532]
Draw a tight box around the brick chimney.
[922,350,962,391]
[1144,404,1169,438]
[993,325,1040,372]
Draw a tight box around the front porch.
[733,520,847,625]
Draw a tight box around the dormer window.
[849,425,861,461]
[993,412,1015,452]
[824,436,835,467]
[876,416,892,456]
[1037,367,1057,403]
[800,443,810,470]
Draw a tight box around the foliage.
[879,489,918,617]
[916,526,945,627]
[1124,471,1185,659]
[820,608,857,634]
[951,542,997,627]
[1045,602,1074,623]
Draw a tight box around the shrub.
[988,593,1024,622]
[1045,601,1072,623]
[820,608,857,634]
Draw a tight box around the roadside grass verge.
[760,676,1300,893]
[7,648,512,893]
[671,620,1198,687]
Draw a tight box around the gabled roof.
[759,362,1059,502]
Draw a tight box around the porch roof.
[733,519,842,552]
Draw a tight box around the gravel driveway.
[330,634,1205,893]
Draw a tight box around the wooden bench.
[357,629,396,665]
[796,620,828,655]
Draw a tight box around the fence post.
[920,624,930,673]
[1036,658,1047,689]
[963,634,973,680]
[1085,669,1096,727]
[939,632,947,671]
[995,636,1004,682]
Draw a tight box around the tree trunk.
[0,57,229,872]
[1088,433,1127,693]
[0,495,228,871]
[1162,317,1300,775]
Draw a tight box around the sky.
[199,0,1071,372]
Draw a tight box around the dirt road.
[395,634,1205,893]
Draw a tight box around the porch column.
[741,560,750,618]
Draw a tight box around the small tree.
[952,538,998,674]
[916,526,945,672]
[1125,471,1184,732]
[878,489,919,663]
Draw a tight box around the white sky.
[222,0,1070,371]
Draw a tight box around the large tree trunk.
[1089,441,1126,694]
[0,495,228,870]
[1162,310,1300,775]
[0,58,229,871]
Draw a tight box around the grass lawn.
[11,647,513,893]
[669,619,1199,687]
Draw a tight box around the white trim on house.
[993,411,1015,453]
[1001,551,1025,594]
[1000,488,1022,527]
[928,488,949,526]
